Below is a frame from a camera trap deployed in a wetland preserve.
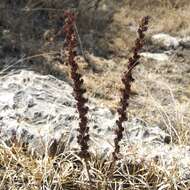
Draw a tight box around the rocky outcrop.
[0,70,120,156]
[151,33,190,50]
[151,33,180,49]
[140,52,169,61]
[0,70,190,179]
[141,33,190,62]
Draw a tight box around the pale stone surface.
[140,52,169,61]
[0,70,190,179]
[0,70,168,157]
[152,33,180,49]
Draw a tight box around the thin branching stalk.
[112,16,150,161]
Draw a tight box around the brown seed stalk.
[112,16,150,161]
[63,11,90,159]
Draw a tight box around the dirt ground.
[1,0,190,144]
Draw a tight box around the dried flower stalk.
[113,16,150,161]
[63,11,90,159]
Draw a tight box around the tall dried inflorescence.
[113,16,150,160]
[63,11,90,159]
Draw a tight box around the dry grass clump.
[126,54,190,146]
[0,143,80,189]
[0,142,190,190]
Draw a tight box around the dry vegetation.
[0,0,190,189]
[1,141,190,190]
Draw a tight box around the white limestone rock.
[0,70,190,179]
[140,52,169,61]
[152,33,180,49]
[0,70,168,156]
